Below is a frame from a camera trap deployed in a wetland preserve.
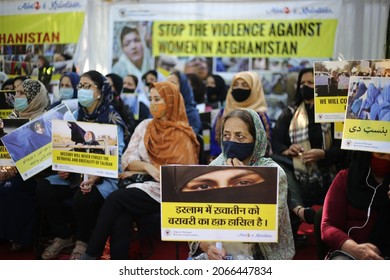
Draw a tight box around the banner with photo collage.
[0,0,86,95]
[109,1,342,126]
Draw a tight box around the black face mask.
[231,88,251,102]
[300,85,314,100]
[123,88,135,94]
[222,141,255,161]
[206,86,218,102]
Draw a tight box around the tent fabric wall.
[75,0,389,74]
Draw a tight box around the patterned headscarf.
[144,81,199,168]
[18,79,50,119]
[211,108,274,167]
[196,108,295,260]
[223,71,267,116]
[77,71,130,143]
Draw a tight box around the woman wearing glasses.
[36,70,130,260]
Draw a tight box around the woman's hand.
[0,166,18,180]
[301,149,325,164]
[125,161,160,182]
[199,242,226,260]
[282,144,304,157]
[80,175,100,195]
[144,163,160,182]
[352,243,383,260]
[226,158,245,166]
[341,239,383,260]
[119,171,137,179]
[58,171,70,179]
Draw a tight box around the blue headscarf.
[173,71,202,134]
[50,72,80,109]
[63,72,80,99]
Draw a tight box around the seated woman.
[271,68,347,246]
[321,151,390,260]
[0,79,49,251]
[105,73,137,138]
[36,70,129,260]
[188,108,294,260]
[209,71,272,162]
[49,72,80,112]
[121,74,150,126]
[205,74,227,110]
[167,70,202,134]
[82,81,199,260]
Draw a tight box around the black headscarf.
[106,73,123,97]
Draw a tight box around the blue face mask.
[14,97,29,112]
[222,141,255,161]
[59,88,74,100]
[78,89,95,108]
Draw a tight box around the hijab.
[210,74,227,103]
[211,108,275,168]
[206,108,294,260]
[50,72,80,109]
[18,79,50,119]
[144,81,199,168]
[62,72,80,99]
[223,71,267,116]
[77,71,130,143]
[106,73,123,97]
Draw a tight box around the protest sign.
[161,165,279,242]
[1,103,71,180]
[52,119,119,178]
[0,118,29,166]
[341,76,390,153]
[314,59,390,122]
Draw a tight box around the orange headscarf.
[144,81,200,168]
